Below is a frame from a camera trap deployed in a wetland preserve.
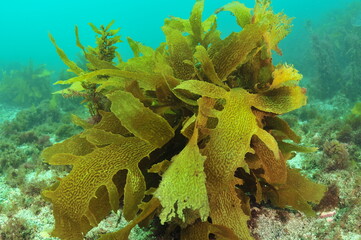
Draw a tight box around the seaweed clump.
[42,1,326,239]
[305,1,361,100]
[0,63,53,107]
[322,140,349,171]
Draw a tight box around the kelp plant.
[42,1,326,239]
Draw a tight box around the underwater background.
[0,0,356,70]
[0,0,360,239]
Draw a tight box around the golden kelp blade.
[48,33,84,75]
[217,1,251,28]
[43,134,155,239]
[107,90,174,148]
[155,128,209,225]
[98,198,160,240]
[264,169,327,216]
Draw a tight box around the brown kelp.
[42,1,326,239]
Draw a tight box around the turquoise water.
[352,11,361,26]
[0,0,355,70]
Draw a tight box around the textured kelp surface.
[43,0,326,239]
